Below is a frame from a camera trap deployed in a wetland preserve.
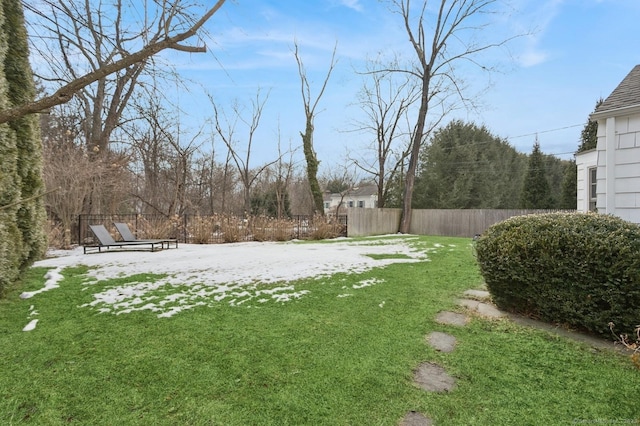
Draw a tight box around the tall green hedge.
[0,0,47,294]
[475,212,640,338]
[3,0,47,267]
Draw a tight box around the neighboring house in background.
[576,64,640,224]
[323,184,378,215]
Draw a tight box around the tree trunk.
[399,76,429,233]
[302,121,324,215]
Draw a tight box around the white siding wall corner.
[583,112,640,224]
[576,150,598,213]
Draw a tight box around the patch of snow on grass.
[22,319,39,332]
[353,278,384,289]
[22,305,40,331]
[33,238,427,318]
[20,266,64,299]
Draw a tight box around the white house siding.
[576,149,597,212]
[323,188,378,215]
[587,113,640,223]
[615,115,640,147]
[613,115,640,222]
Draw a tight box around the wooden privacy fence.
[346,208,574,238]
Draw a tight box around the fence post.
[77,214,82,246]
[183,215,188,244]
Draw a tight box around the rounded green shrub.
[475,212,640,339]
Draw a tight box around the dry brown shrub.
[134,215,180,239]
[250,216,270,242]
[221,215,244,243]
[249,216,296,242]
[272,218,294,241]
[610,322,640,369]
[46,220,67,249]
[309,215,343,240]
[188,215,217,244]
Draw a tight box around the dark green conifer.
[0,0,47,292]
[577,99,603,153]
[520,140,553,209]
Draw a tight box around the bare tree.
[288,174,316,216]
[387,0,512,233]
[351,62,418,208]
[189,138,218,215]
[3,0,226,124]
[271,127,298,219]
[294,41,337,215]
[219,147,240,214]
[131,106,203,216]
[42,121,131,245]
[41,120,94,247]
[212,91,279,215]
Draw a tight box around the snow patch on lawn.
[20,266,64,299]
[30,237,430,319]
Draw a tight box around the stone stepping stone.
[457,299,505,318]
[462,289,491,301]
[413,362,456,392]
[435,311,469,326]
[427,331,457,353]
[400,411,433,426]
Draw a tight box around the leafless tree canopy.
[212,90,282,216]
[3,0,225,124]
[384,0,512,233]
[26,0,517,242]
[351,60,419,208]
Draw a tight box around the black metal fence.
[76,213,348,246]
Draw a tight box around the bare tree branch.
[383,0,514,232]
[294,40,338,215]
[2,0,225,124]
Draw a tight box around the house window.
[588,167,597,211]
[324,202,330,209]
[348,201,354,208]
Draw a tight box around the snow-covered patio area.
[25,236,433,325]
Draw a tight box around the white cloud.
[336,0,363,12]
[508,0,565,67]
[518,46,549,68]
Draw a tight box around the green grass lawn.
[1,236,638,425]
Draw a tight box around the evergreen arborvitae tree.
[383,169,404,208]
[251,188,291,218]
[0,0,47,293]
[325,178,350,194]
[541,153,572,209]
[560,159,577,209]
[520,140,553,209]
[0,3,21,292]
[413,120,526,209]
[577,99,603,153]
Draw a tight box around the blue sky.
[162,0,640,171]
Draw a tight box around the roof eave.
[591,104,640,121]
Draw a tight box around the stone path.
[426,331,457,353]
[399,286,626,424]
[400,288,504,425]
[400,411,433,426]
